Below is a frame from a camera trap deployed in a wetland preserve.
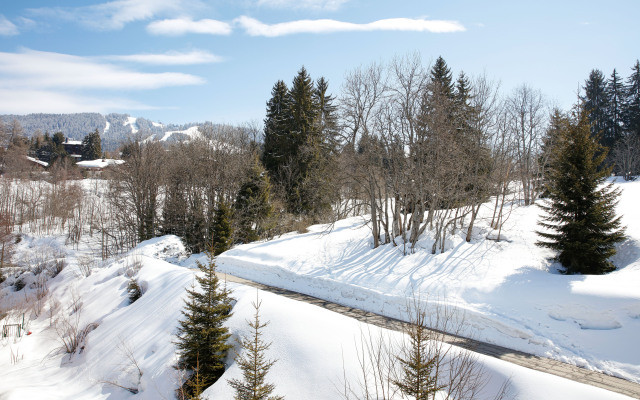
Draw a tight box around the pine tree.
[228,293,284,400]
[430,56,455,100]
[262,80,292,180]
[184,193,207,254]
[82,128,102,160]
[582,69,610,147]
[606,69,625,149]
[536,108,625,274]
[540,109,569,196]
[625,60,640,138]
[211,200,233,256]
[235,157,274,244]
[161,180,188,239]
[175,253,233,394]
[393,308,445,399]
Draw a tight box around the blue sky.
[0,0,638,125]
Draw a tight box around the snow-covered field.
[215,178,640,383]
[1,179,638,399]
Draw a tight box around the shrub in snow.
[48,259,66,278]
[127,278,142,304]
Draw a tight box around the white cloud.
[0,89,156,114]
[27,0,200,30]
[0,49,204,90]
[256,0,349,11]
[147,18,232,36]
[0,15,19,36]
[236,16,466,37]
[107,50,224,65]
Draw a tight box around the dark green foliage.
[262,80,292,178]
[160,181,188,239]
[175,255,233,394]
[393,309,445,399]
[430,56,455,100]
[262,68,337,217]
[127,278,142,304]
[606,69,625,148]
[184,193,208,254]
[582,69,610,147]
[228,294,284,400]
[537,109,625,274]
[211,201,234,256]
[235,157,274,244]
[82,128,102,160]
[625,60,640,138]
[32,131,68,164]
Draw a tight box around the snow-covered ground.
[215,178,640,384]
[1,179,638,399]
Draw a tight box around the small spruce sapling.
[228,291,284,400]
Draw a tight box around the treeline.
[581,61,640,178]
[1,55,639,260]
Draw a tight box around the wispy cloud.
[147,18,232,36]
[0,15,19,36]
[107,50,224,65]
[0,48,205,114]
[235,16,466,37]
[0,89,156,114]
[27,0,199,30]
[256,0,349,11]
[0,49,204,90]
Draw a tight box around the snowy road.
[216,271,640,399]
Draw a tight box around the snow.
[26,156,48,167]
[159,125,200,141]
[151,121,163,128]
[75,159,125,169]
[1,179,639,399]
[214,178,640,383]
[105,120,110,133]
[124,116,138,134]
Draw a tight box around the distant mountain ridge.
[0,112,204,151]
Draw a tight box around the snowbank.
[216,179,640,383]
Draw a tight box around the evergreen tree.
[540,108,569,195]
[235,157,274,244]
[184,193,207,254]
[176,253,233,394]
[262,80,292,180]
[625,60,640,138]
[161,180,187,239]
[228,293,284,400]
[393,309,445,399]
[582,69,610,147]
[430,56,455,100]
[537,108,625,274]
[211,200,234,256]
[606,69,625,149]
[82,128,102,160]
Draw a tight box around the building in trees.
[176,253,233,395]
[537,109,625,274]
